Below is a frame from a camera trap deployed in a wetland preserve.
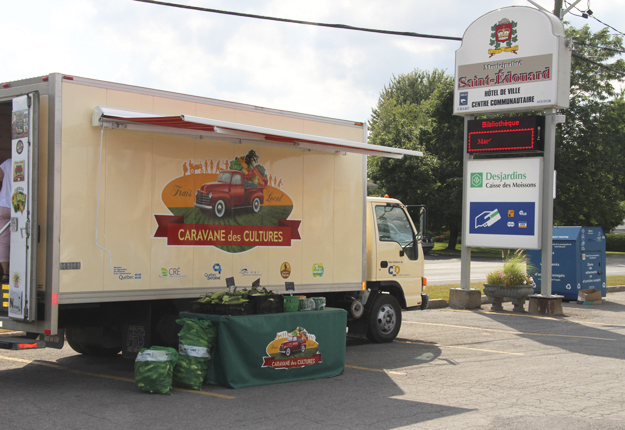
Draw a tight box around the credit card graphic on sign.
[469,202,535,236]
[475,209,501,228]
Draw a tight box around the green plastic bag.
[173,318,217,390]
[134,346,179,394]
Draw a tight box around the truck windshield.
[375,205,418,260]
[217,172,232,183]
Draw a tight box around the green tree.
[554,25,625,229]
[418,81,464,248]
[368,69,463,248]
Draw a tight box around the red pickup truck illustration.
[195,170,265,218]
[279,334,307,357]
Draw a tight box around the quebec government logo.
[262,327,322,370]
[471,172,483,188]
[489,18,518,57]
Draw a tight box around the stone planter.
[483,283,536,312]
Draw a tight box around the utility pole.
[554,0,563,19]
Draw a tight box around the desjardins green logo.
[471,172,483,188]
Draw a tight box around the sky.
[2,0,623,123]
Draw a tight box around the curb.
[426,286,625,309]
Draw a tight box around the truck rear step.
[0,337,46,350]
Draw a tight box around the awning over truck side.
[92,106,423,159]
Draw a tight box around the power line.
[564,1,625,36]
[132,0,463,42]
[573,41,625,54]
[589,15,625,37]
[572,52,625,77]
[133,0,624,77]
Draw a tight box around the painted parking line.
[403,320,617,341]
[345,364,407,375]
[0,355,236,399]
[396,339,524,355]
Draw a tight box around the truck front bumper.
[194,202,213,211]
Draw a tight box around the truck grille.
[196,194,212,206]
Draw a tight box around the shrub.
[607,234,625,252]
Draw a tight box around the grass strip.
[425,276,625,301]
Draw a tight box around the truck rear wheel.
[214,199,226,217]
[66,327,122,357]
[367,294,401,343]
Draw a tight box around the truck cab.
[345,196,427,343]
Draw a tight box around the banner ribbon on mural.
[261,352,322,369]
[154,215,301,247]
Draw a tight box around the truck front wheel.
[214,199,226,218]
[252,197,261,213]
[367,294,402,343]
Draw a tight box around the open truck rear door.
[8,93,38,322]
[0,92,46,350]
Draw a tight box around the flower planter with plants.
[484,251,536,312]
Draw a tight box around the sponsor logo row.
[116,262,325,281]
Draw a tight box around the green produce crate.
[250,294,284,314]
[210,302,253,315]
[283,296,299,312]
[190,301,215,314]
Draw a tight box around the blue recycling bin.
[526,226,606,300]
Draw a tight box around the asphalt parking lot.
[2,292,625,430]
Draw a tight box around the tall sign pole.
[540,109,565,296]
[460,115,473,291]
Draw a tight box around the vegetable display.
[196,286,282,314]
[198,287,251,306]
[134,346,179,395]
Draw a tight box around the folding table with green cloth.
[180,308,347,389]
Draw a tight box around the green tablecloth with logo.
[179,308,346,389]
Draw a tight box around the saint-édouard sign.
[455,6,571,251]
[454,6,571,116]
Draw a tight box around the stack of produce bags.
[172,318,217,390]
[134,318,217,393]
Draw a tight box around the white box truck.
[0,74,427,357]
